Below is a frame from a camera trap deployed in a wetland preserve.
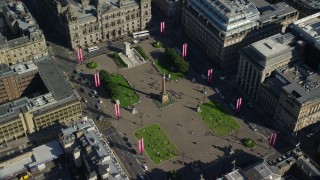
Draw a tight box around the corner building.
[43,0,151,49]
[237,33,302,100]
[181,0,298,68]
[0,57,82,144]
[262,62,320,134]
[0,1,48,65]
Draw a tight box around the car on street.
[98,99,103,104]
[132,40,139,44]
[174,47,181,55]
[126,142,132,148]
[307,133,314,138]
[219,94,225,99]
[97,115,104,121]
[146,171,153,179]
[249,123,258,132]
[89,93,94,97]
[96,104,101,109]
[229,103,235,110]
[142,164,148,171]
[82,98,88,103]
[214,88,220,94]
[92,90,97,95]
[79,86,84,92]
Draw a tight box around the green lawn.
[86,61,98,69]
[154,57,185,80]
[152,41,163,48]
[198,101,240,136]
[135,124,179,164]
[110,75,140,108]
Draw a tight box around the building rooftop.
[0,57,78,123]
[34,56,73,101]
[187,0,296,34]
[222,168,248,180]
[240,33,300,68]
[0,61,38,79]
[28,140,64,169]
[0,140,64,179]
[57,0,139,24]
[268,61,320,104]
[289,0,320,10]
[290,12,320,51]
[244,161,282,180]
[0,1,44,48]
[60,117,128,180]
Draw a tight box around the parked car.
[98,99,103,104]
[96,104,101,109]
[229,103,235,110]
[142,164,148,171]
[174,47,182,55]
[249,123,258,132]
[82,98,88,103]
[214,88,220,94]
[97,115,104,121]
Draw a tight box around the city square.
[76,38,273,178]
[0,0,320,179]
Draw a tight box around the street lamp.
[139,112,144,125]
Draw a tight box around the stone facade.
[0,1,48,65]
[237,33,301,100]
[42,0,151,49]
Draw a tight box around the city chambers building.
[0,1,48,65]
[0,56,82,144]
[181,0,298,68]
[42,0,151,49]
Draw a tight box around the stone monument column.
[123,42,131,56]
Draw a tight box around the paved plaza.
[76,38,274,179]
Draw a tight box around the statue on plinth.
[160,73,169,104]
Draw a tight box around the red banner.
[236,98,242,112]
[77,48,83,63]
[160,21,165,33]
[114,104,120,118]
[182,43,188,57]
[207,69,213,83]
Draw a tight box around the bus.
[132,30,150,39]
[87,46,99,52]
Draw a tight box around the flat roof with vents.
[290,12,320,51]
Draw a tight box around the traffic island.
[152,41,163,48]
[242,138,256,149]
[135,124,179,164]
[198,101,240,136]
[86,61,98,69]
